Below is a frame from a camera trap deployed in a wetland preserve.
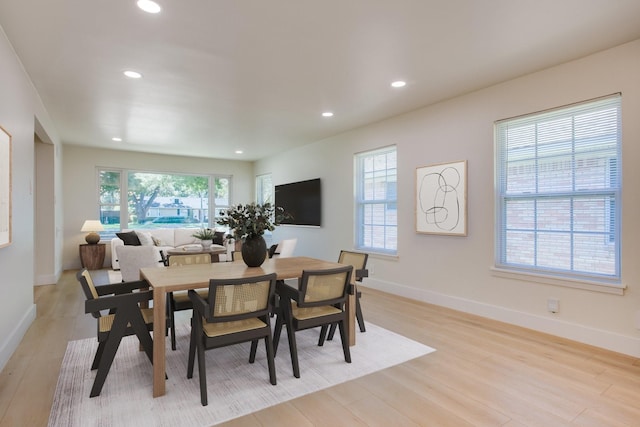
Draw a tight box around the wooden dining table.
[140,256,356,397]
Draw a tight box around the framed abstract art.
[416,160,467,236]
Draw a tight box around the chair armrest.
[95,280,149,296]
[85,289,153,314]
[355,268,368,281]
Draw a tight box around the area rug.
[49,322,435,426]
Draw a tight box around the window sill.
[367,252,399,261]
[490,267,626,295]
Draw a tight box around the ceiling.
[1,0,639,161]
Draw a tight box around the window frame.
[494,94,622,291]
[256,173,273,205]
[355,145,398,256]
[96,167,232,240]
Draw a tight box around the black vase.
[241,235,267,267]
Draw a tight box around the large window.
[98,169,231,239]
[355,146,397,255]
[495,94,621,284]
[256,173,273,205]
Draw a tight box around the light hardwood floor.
[1,269,639,426]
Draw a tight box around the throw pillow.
[116,231,141,246]
[151,236,163,246]
[135,230,154,246]
[213,231,225,245]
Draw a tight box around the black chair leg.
[187,317,197,379]
[168,293,177,351]
[197,338,208,406]
[249,339,259,363]
[327,322,338,341]
[91,341,106,370]
[282,305,300,378]
[318,325,329,346]
[273,311,284,355]
[264,334,277,385]
[327,294,365,338]
[338,319,352,364]
[90,313,129,397]
[356,293,366,332]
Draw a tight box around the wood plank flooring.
[1,269,639,426]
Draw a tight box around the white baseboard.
[0,304,37,373]
[35,271,61,286]
[365,278,640,358]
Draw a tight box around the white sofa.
[110,228,233,270]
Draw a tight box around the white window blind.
[495,94,621,282]
[355,146,397,255]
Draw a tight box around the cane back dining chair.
[76,269,156,397]
[167,253,212,350]
[321,250,369,343]
[273,265,353,378]
[187,273,278,406]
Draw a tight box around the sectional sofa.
[110,228,232,270]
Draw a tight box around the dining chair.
[187,273,278,406]
[76,268,156,397]
[270,238,298,258]
[166,253,212,350]
[273,265,353,378]
[321,250,369,343]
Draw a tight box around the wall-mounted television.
[275,178,321,227]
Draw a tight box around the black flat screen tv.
[275,178,321,227]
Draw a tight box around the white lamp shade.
[81,220,104,232]
[81,220,104,244]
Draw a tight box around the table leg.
[152,288,166,397]
[346,290,356,346]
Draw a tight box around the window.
[97,169,231,240]
[355,146,397,255]
[495,95,621,284]
[256,173,273,205]
[99,170,122,230]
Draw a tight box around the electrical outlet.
[547,298,559,313]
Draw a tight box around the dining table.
[140,256,356,397]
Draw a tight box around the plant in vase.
[217,203,290,266]
[192,228,215,249]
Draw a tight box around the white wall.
[61,146,255,269]
[257,40,640,357]
[0,28,61,371]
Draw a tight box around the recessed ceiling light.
[235,150,243,154]
[137,0,161,14]
[112,137,122,142]
[123,70,142,79]
[391,80,406,88]
[322,112,334,117]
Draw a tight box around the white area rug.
[49,322,435,426]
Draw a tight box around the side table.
[80,243,106,270]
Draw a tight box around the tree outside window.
[97,169,231,239]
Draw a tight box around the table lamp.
[81,220,104,244]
